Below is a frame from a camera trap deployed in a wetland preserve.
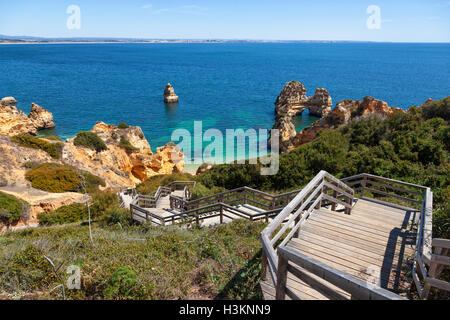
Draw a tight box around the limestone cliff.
[0,97,55,135]
[270,82,405,153]
[63,122,184,186]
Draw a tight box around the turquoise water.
[1,43,449,161]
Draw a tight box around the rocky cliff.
[0,97,55,136]
[63,122,184,186]
[270,82,404,152]
[0,98,185,229]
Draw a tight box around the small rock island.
[164,83,179,103]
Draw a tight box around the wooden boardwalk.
[261,198,418,300]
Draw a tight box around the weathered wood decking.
[261,198,418,300]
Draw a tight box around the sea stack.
[164,83,179,103]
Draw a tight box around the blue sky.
[1,0,449,42]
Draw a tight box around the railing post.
[275,253,289,300]
[361,175,367,198]
[220,205,224,224]
[261,250,268,281]
[196,210,200,226]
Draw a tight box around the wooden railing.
[170,186,300,213]
[340,173,437,299]
[275,246,405,300]
[422,239,450,297]
[133,181,196,209]
[260,171,355,293]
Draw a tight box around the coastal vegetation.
[25,163,105,193]
[37,203,87,226]
[118,122,130,129]
[40,135,63,141]
[0,192,29,225]
[0,219,264,299]
[11,133,63,159]
[119,136,138,151]
[73,131,107,152]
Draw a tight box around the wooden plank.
[323,182,354,200]
[433,238,450,249]
[322,194,352,210]
[316,209,406,233]
[431,254,450,266]
[287,264,350,300]
[296,232,403,265]
[287,240,395,284]
[304,219,414,251]
[278,246,405,300]
[301,224,414,256]
[313,210,409,237]
[425,277,450,292]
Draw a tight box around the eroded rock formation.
[270,81,332,152]
[164,83,179,103]
[64,122,184,186]
[270,82,405,153]
[28,102,55,130]
[0,97,55,135]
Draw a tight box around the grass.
[0,219,265,300]
[0,192,29,225]
[73,131,107,152]
[11,134,63,159]
[25,163,105,193]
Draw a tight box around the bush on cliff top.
[119,136,138,151]
[118,122,130,129]
[0,191,29,225]
[37,203,87,226]
[11,134,63,159]
[25,163,105,193]
[73,131,107,152]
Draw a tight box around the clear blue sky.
[1,0,449,42]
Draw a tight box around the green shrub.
[119,136,138,151]
[103,266,140,299]
[102,207,131,226]
[136,173,194,195]
[118,122,130,129]
[90,191,120,220]
[190,183,226,200]
[0,192,29,224]
[37,203,87,226]
[11,134,63,159]
[73,131,107,152]
[25,163,105,193]
[421,96,450,121]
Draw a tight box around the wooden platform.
[261,198,418,300]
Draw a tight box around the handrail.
[169,186,302,213]
[275,246,405,300]
[260,170,355,292]
[340,173,435,299]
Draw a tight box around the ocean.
[1,42,449,163]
